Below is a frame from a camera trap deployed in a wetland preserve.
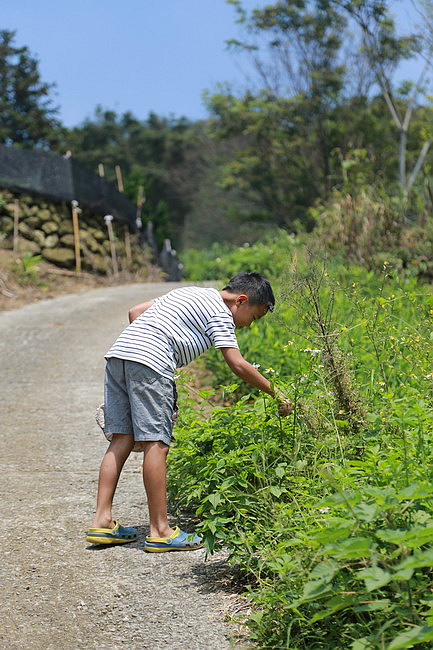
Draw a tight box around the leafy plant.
[168,252,433,648]
[11,254,43,285]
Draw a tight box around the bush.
[168,258,433,648]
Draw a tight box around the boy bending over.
[86,272,291,552]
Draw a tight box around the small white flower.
[252,362,261,369]
[378,382,386,386]
[287,340,294,345]
[318,507,330,514]
[310,349,321,356]
[264,367,275,374]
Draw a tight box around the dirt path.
[0,283,240,649]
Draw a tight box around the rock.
[41,247,75,268]
[88,227,106,243]
[79,229,101,253]
[17,239,41,254]
[0,216,13,233]
[4,202,17,216]
[18,222,32,236]
[60,234,74,247]
[25,216,42,229]
[41,221,58,234]
[58,221,74,235]
[82,250,109,273]
[38,209,52,221]
[30,230,46,247]
[44,234,59,248]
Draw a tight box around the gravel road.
[0,283,242,650]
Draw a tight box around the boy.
[86,272,291,552]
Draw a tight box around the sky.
[0,0,422,128]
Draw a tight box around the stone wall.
[0,190,149,274]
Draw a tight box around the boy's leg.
[91,433,134,529]
[142,440,176,538]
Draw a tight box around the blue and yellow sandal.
[145,526,203,552]
[86,520,138,545]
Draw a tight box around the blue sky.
[1,0,422,128]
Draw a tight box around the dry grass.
[0,248,163,312]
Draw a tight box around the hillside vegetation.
[170,239,433,648]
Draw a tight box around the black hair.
[222,272,275,311]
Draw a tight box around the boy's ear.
[236,294,249,305]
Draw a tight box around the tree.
[205,0,353,229]
[333,0,433,193]
[58,108,210,246]
[0,30,61,148]
[205,0,432,229]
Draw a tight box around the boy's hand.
[277,398,293,417]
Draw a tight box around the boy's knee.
[110,433,135,451]
[143,440,170,456]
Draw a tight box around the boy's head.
[222,272,275,328]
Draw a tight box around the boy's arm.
[129,300,153,323]
[219,348,293,415]
[219,348,292,415]
[220,347,274,395]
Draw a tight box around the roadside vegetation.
[170,238,433,648]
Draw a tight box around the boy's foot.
[145,526,203,553]
[86,520,138,545]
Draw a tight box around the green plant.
[11,254,43,284]
[167,253,433,648]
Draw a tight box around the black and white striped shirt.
[105,287,239,379]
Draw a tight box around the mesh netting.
[0,144,137,227]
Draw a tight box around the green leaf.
[208,493,222,508]
[353,600,393,612]
[351,639,373,650]
[376,526,433,548]
[353,502,377,523]
[397,483,433,499]
[309,595,358,622]
[396,547,433,570]
[322,536,371,559]
[387,625,433,649]
[356,566,392,592]
[269,485,284,497]
[392,568,414,581]
[308,519,353,544]
[309,560,339,582]
[301,580,334,602]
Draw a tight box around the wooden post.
[124,224,132,266]
[104,214,118,275]
[98,163,105,178]
[135,185,144,228]
[115,165,124,193]
[13,200,20,254]
[71,200,82,273]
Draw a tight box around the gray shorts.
[104,358,175,446]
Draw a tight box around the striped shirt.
[105,286,239,379]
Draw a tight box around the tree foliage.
[204,0,433,229]
[0,30,61,148]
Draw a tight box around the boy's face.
[232,296,269,329]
